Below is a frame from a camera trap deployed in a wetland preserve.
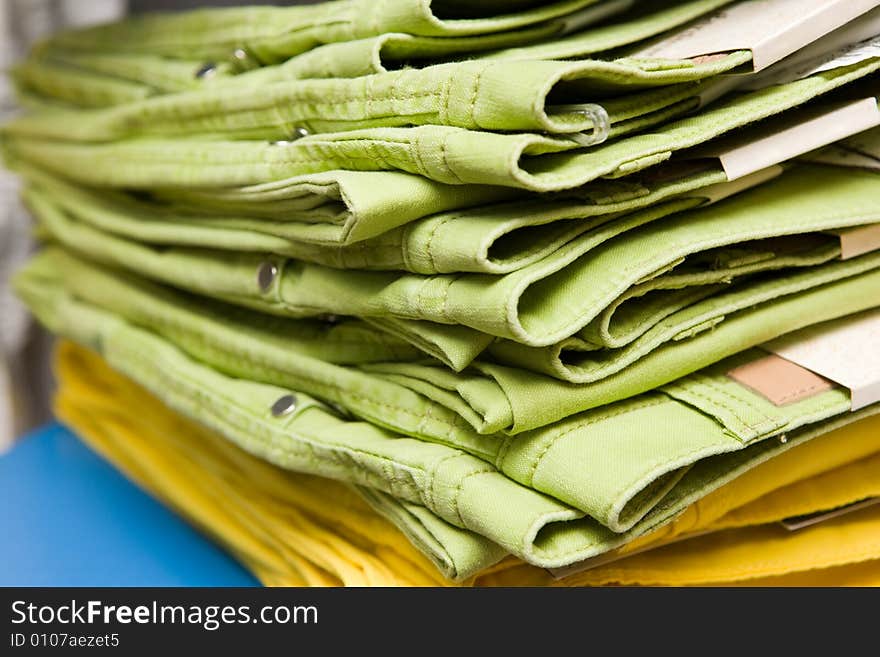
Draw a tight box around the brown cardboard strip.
[728,354,835,406]
[763,308,880,411]
[829,224,880,259]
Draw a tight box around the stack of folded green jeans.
[4,0,880,582]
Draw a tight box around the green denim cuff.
[488,239,867,382]
[11,57,158,107]
[352,485,509,580]
[363,257,880,433]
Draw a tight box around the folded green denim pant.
[43,0,609,63]
[227,0,734,82]
[23,0,732,99]
[362,259,880,434]
[487,253,875,382]
[15,163,517,246]
[6,61,876,191]
[15,254,879,574]
[20,160,776,272]
[6,51,756,141]
[16,248,880,515]
[29,162,880,349]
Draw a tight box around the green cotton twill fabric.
[5,60,878,192]
[25,243,880,440]
[17,245,880,452]
[40,0,613,63]
[13,163,519,247]
[27,163,880,350]
[15,160,772,273]
[5,52,752,140]
[8,0,880,584]
[486,254,874,382]
[13,250,880,576]
[17,0,734,100]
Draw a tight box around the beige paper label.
[806,144,880,170]
[739,6,880,90]
[696,97,880,181]
[635,0,880,71]
[763,308,880,411]
[808,126,880,170]
[695,165,784,204]
[828,224,880,259]
[728,354,835,405]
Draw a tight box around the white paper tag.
[693,97,880,181]
[694,165,784,204]
[634,0,880,72]
[806,144,880,170]
[739,6,880,90]
[763,308,880,411]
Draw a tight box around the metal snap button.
[256,261,278,292]
[270,126,310,145]
[194,62,218,79]
[230,47,259,72]
[271,394,298,417]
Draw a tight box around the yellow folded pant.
[53,340,880,586]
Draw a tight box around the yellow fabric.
[617,413,880,556]
[560,506,880,586]
[54,340,880,587]
[54,341,448,587]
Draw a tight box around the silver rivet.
[270,127,310,145]
[778,434,788,444]
[256,261,278,292]
[230,47,258,71]
[194,62,217,79]
[271,394,297,417]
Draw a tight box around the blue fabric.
[0,422,259,586]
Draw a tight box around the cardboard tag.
[808,126,880,170]
[828,224,880,259]
[806,144,880,170]
[634,0,880,72]
[739,7,880,90]
[728,354,835,406]
[695,165,783,204]
[763,308,880,411]
[691,97,880,181]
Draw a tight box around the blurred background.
[0,1,316,450]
